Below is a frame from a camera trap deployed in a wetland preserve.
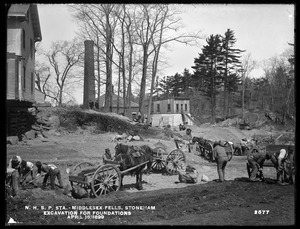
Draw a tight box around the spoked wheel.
[204,142,214,162]
[151,147,167,172]
[224,141,234,161]
[72,162,94,172]
[91,165,121,197]
[165,149,186,175]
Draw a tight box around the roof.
[153,97,190,102]
[98,93,139,108]
[8,4,42,42]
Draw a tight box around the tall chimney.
[83,40,95,109]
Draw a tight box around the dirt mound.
[6,179,294,225]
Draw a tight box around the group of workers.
[6,156,64,197]
[177,127,295,184]
[6,128,295,197]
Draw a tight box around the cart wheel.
[204,142,214,162]
[91,165,121,197]
[224,141,234,161]
[72,162,94,173]
[165,149,186,175]
[152,147,167,172]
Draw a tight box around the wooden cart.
[69,147,186,197]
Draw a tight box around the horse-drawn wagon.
[191,137,234,162]
[68,143,186,197]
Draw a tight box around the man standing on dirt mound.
[36,161,64,190]
[212,141,229,182]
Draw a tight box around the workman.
[175,128,193,153]
[6,155,22,196]
[269,146,295,184]
[20,160,34,178]
[103,148,119,165]
[212,141,229,182]
[36,161,64,189]
[247,150,272,182]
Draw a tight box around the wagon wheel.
[91,165,121,197]
[204,142,214,162]
[72,162,94,173]
[224,141,234,161]
[198,145,205,157]
[151,147,167,172]
[165,149,186,175]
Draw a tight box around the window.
[167,104,171,112]
[23,66,26,91]
[157,104,160,113]
[31,72,34,94]
[176,104,179,113]
[22,29,26,49]
[185,104,188,111]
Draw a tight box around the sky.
[36,4,295,104]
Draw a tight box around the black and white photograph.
[6,3,295,225]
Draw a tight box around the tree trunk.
[139,45,149,122]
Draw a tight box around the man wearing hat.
[212,141,229,182]
[35,161,64,189]
[247,149,272,182]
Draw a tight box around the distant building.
[6,4,42,136]
[151,97,199,127]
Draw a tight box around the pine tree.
[221,29,245,118]
[192,34,224,123]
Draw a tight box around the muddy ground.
[5,125,295,225]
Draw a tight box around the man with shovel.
[36,161,64,190]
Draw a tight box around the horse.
[114,143,154,190]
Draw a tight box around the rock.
[48,129,61,136]
[7,136,19,145]
[201,174,209,182]
[24,130,36,140]
[48,115,60,127]
[133,135,141,141]
[71,185,88,199]
[127,135,133,141]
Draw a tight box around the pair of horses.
[113,143,155,190]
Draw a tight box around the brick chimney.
[83,40,95,109]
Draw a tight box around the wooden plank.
[120,161,149,174]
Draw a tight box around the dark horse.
[114,143,154,190]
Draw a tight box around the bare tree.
[241,53,256,118]
[45,39,83,106]
[134,4,203,122]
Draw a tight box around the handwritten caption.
[25,205,156,220]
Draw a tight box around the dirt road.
[6,127,295,225]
